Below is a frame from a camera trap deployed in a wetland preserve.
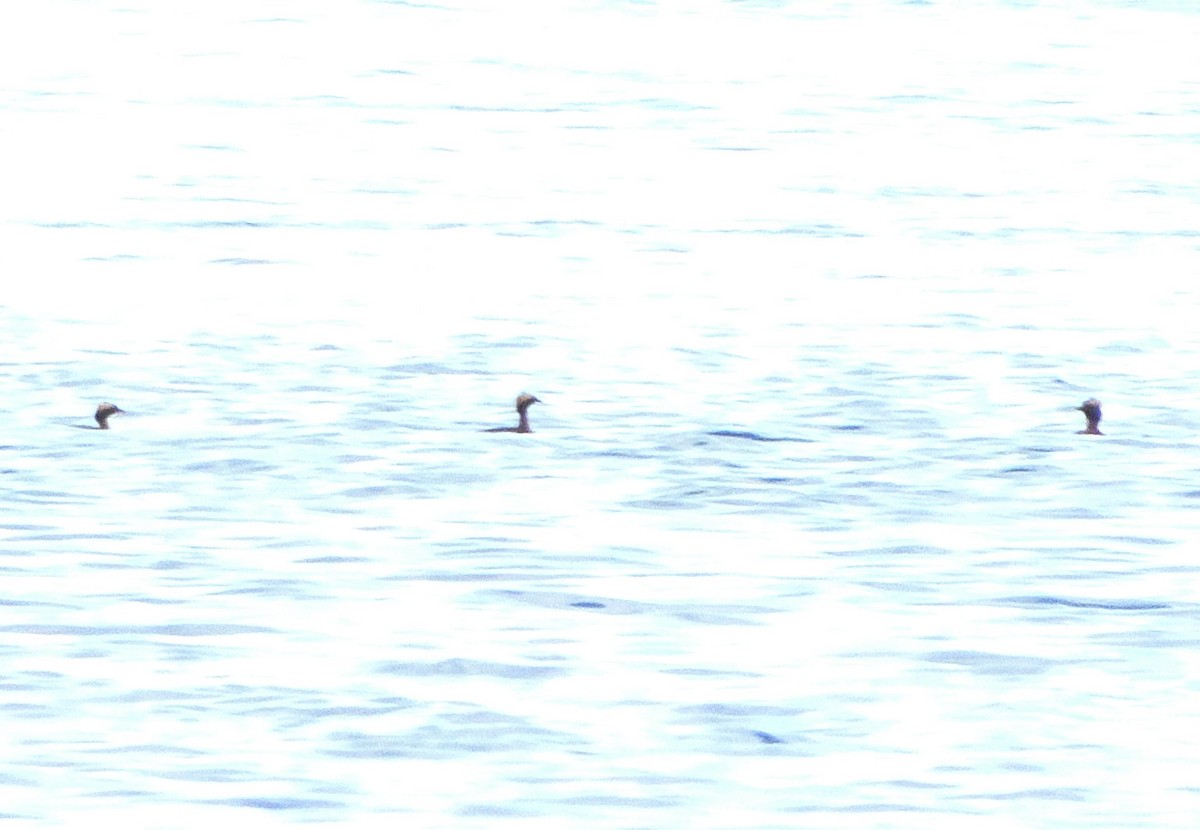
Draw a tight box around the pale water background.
[2,1,1200,827]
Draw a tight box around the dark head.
[95,402,125,430]
[515,393,541,413]
[1076,398,1102,435]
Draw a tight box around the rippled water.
[3,1,1200,827]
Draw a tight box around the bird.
[484,393,541,433]
[1076,398,1103,435]
[93,402,125,430]
[73,403,124,430]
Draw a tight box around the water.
[2,1,1200,827]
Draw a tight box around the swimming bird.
[484,394,540,433]
[94,402,125,430]
[1076,398,1103,435]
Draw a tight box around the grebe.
[484,394,540,433]
[1076,398,1103,435]
[94,402,125,430]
